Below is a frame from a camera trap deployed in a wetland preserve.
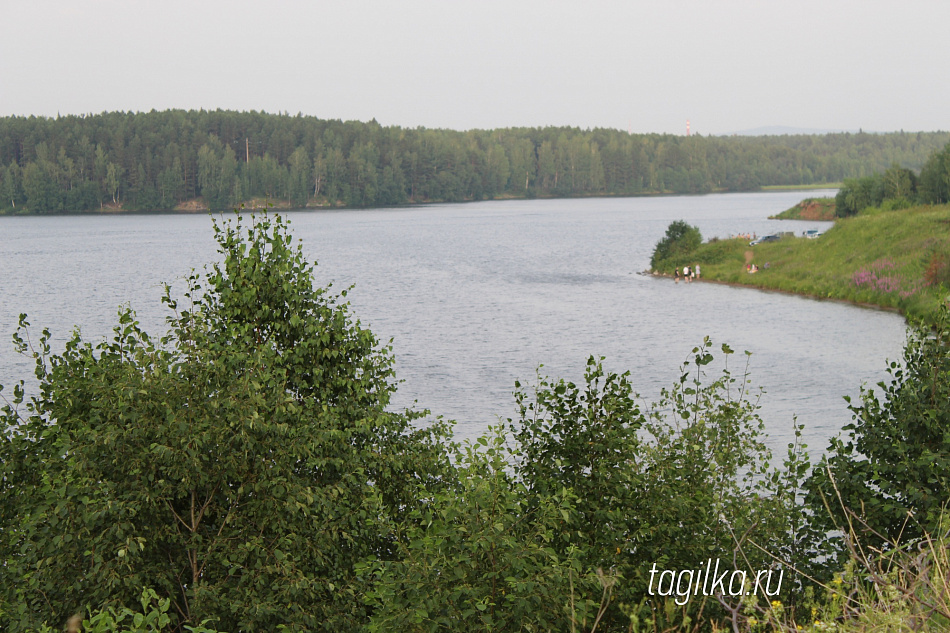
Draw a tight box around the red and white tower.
[686,119,691,137]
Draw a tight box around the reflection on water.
[0,191,906,457]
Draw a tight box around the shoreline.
[648,203,950,324]
[646,271,904,317]
[0,186,842,218]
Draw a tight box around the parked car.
[749,234,781,246]
[805,229,822,239]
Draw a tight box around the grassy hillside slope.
[654,204,950,321]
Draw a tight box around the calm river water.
[0,191,906,457]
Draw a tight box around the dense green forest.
[0,109,947,213]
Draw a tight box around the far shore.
[0,186,844,218]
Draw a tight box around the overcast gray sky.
[2,0,947,135]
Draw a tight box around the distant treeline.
[0,110,947,213]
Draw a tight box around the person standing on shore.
[695,264,701,279]
[683,265,690,283]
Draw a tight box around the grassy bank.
[655,203,950,322]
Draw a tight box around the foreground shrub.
[0,214,452,632]
[509,342,809,630]
[360,430,611,633]
[32,589,222,633]
[808,305,950,553]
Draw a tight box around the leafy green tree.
[360,430,607,633]
[22,160,62,212]
[105,161,122,205]
[649,220,702,270]
[247,153,284,200]
[158,159,184,207]
[130,163,162,211]
[482,142,509,198]
[589,144,606,193]
[312,153,327,198]
[503,137,534,194]
[808,307,950,552]
[377,159,408,206]
[510,358,645,567]
[323,147,347,204]
[287,146,311,208]
[32,589,222,633]
[63,179,100,211]
[509,344,796,629]
[197,141,239,210]
[883,162,917,202]
[219,146,240,209]
[835,175,884,217]
[917,141,950,204]
[536,140,556,193]
[0,214,451,632]
[346,142,379,207]
[1,161,23,211]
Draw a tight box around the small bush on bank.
[650,220,703,271]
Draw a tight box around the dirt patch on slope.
[795,200,836,220]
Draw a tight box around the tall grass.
[747,479,950,633]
